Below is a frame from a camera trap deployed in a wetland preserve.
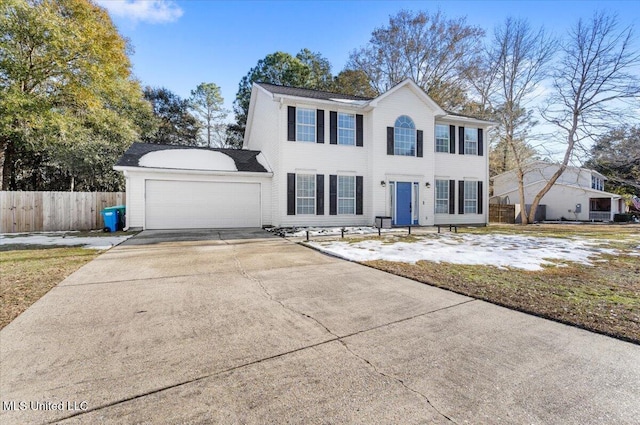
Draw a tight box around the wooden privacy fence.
[489,204,516,224]
[0,191,125,233]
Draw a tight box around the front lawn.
[307,224,640,343]
[0,247,101,329]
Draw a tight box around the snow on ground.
[0,232,132,250]
[308,233,621,271]
[271,226,405,238]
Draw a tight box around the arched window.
[394,115,416,156]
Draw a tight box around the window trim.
[337,175,356,215]
[591,175,604,191]
[464,180,478,214]
[394,115,416,156]
[435,179,450,214]
[337,112,356,146]
[296,173,316,215]
[464,127,478,155]
[435,124,450,153]
[296,108,316,143]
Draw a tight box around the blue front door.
[395,182,412,225]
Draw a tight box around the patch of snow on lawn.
[308,233,619,271]
[274,226,405,238]
[0,232,132,250]
[139,149,237,171]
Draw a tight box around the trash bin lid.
[103,205,126,213]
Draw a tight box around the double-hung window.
[464,128,478,155]
[591,175,604,191]
[338,113,355,145]
[394,115,416,156]
[296,174,316,214]
[296,108,316,142]
[435,124,449,153]
[435,180,449,213]
[337,175,355,214]
[464,181,478,214]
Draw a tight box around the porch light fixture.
[425,182,431,188]
[380,180,386,187]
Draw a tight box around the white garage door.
[145,180,261,229]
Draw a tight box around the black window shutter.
[329,175,337,215]
[356,176,363,215]
[477,128,483,156]
[458,180,465,214]
[316,174,324,215]
[356,114,363,147]
[449,125,456,154]
[287,106,296,141]
[416,130,423,157]
[387,127,394,155]
[477,181,483,214]
[458,126,465,155]
[449,180,456,214]
[317,110,324,143]
[287,173,296,215]
[330,111,337,144]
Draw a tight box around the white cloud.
[96,0,183,24]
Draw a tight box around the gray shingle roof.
[256,82,373,101]
[115,143,268,173]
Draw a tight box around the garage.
[114,143,273,230]
[145,180,262,229]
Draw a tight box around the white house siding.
[369,85,436,226]
[244,86,280,227]
[277,99,370,227]
[493,163,604,194]
[496,181,619,221]
[244,80,491,228]
[121,168,272,229]
[432,117,489,226]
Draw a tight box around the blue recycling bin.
[101,205,126,232]
[101,210,119,232]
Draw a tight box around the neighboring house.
[115,79,493,230]
[492,161,623,222]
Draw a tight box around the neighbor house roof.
[255,82,374,102]
[115,142,270,173]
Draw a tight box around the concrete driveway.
[1,229,638,424]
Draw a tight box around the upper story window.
[394,115,416,156]
[296,108,316,142]
[464,128,478,155]
[435,124,449,153]
[338,113,356,145]
[592,175,604,191]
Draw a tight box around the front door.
[395,182,412,225]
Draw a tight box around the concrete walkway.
[1,229,638,424]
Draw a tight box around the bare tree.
[530,12,640,223]
[485,18,556,223]
[348,10,484,110]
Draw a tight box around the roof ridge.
[256,82,374,101]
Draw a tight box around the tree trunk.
[516,168,528,225]
[1,139,14,191]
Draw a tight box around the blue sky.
[98,0,640,115]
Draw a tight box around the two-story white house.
[492,161,623,221]
[115,79,493,230]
